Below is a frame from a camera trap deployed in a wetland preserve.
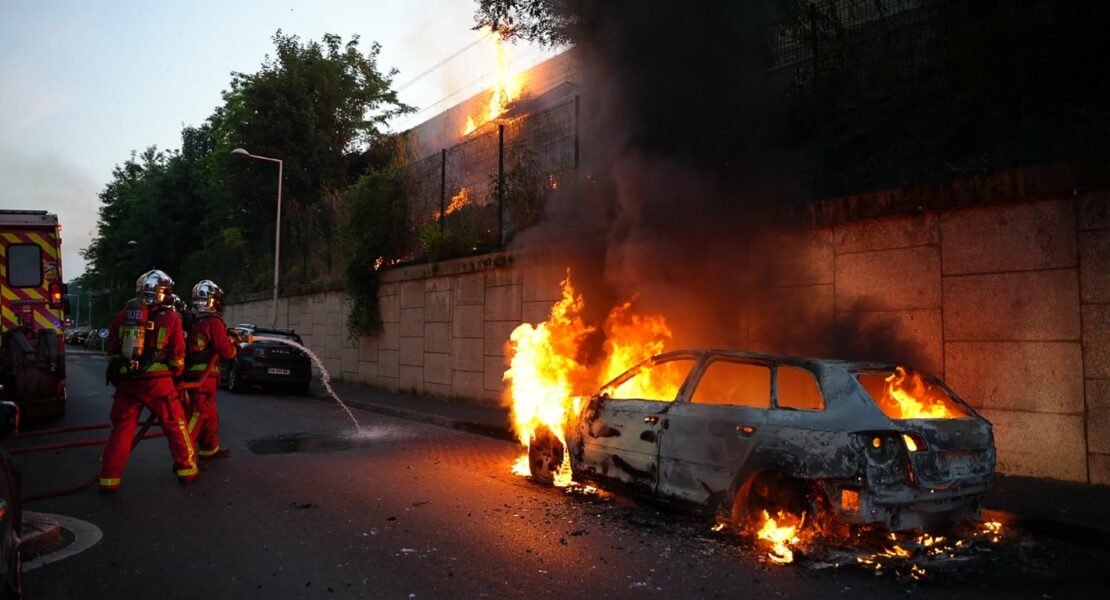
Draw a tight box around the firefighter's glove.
[105,357,123,387]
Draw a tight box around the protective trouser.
[99,377,198,489]
[186,379,222,456]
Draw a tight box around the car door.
[657,357,771,506]
[575,356,697,494]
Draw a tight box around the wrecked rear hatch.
[856,367,995,489]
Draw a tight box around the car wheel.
[731,470,812,534]
[227,363,247,394]
[527,426,565,486]
[294,382,311,396]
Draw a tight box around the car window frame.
[771,363,826,412]
[679,354,774,409]
[601,352,701,403]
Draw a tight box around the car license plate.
[267,368,291,376]
[945,453,975,477]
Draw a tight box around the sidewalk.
[324,381,1110,536]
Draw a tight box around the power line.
[394,30,493,93]
[392,44,550,130]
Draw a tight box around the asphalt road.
[6,350,1109,599]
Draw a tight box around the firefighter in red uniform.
[184,280,236,460]
[99,270,198,492]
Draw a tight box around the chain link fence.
[399,96,578,260]
[769,0,1110,195]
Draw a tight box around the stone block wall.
[226,191,1110,484]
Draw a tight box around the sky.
[0,0,557,280]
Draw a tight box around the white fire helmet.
[135,269,174,307]
[192,280,224,315]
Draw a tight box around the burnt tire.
[731,471,812,534]
[527,427,565,486]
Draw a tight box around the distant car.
[221,324,312,395]
[0,401,23,597]
[527,349,996,533]
[65,329,89,345]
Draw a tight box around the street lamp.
[231,147,284,329]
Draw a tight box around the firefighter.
[99,269,198,492]
[184,280,236,461]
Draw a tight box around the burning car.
[526,349,995,533]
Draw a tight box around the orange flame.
[503,271,675,484]
[597,301,683,399]
[879,367,969,420]
[756,510,803,564]
[445,187,471,216]
[463,28,525,136]
[503,272,593,476]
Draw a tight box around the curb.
[21,511,62,558]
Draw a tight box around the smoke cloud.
[513,0,926,367]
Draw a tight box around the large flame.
[757,510,803,564]
[503,272,593,466]
[503,271,674,485]
[879,366,969,420]
[463,28,525,136]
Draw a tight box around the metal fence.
[766,0,1110,195]
[399,96,578,260]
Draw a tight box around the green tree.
[341,166,407,334]
[212,31,412,286]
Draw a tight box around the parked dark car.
[528,349,995,533]
[221,324,312,395]
[0,401,23,598]
[64,329,89,345]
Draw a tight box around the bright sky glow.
[0,0,557,278]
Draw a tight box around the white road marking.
[22,513,103,572]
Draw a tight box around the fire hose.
[18,358,220,502]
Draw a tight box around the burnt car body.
[530,349,995,532]
[221,324,312,395]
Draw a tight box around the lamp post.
[231,148,284,329]
[66,293,81,328]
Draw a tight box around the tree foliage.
[472,0,581,45]
[80,31,411,328]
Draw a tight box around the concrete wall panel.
[452,304,484,339]
[452,338,484,372]
[835,246,941,311]
[943,270,1081,341]
[1083,305,1110,379]
[835,213,938,254]
[1078,192,1109,231]
[945,341,1084,413]
[976,409,1086,480]
[941,200,1077,275]
[485,284,522,321]
[424,290,452,323]
[399,336,424,367]
[1079,229,1110,304]
[400,308,424,338]
[1087,379,1110,455]
[424,353,451,385]
[424,322,451,354]
[455,273,485,306]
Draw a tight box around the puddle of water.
[247,427,407,455]
[251,335,361,430]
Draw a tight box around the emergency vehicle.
[0,210,67,418]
